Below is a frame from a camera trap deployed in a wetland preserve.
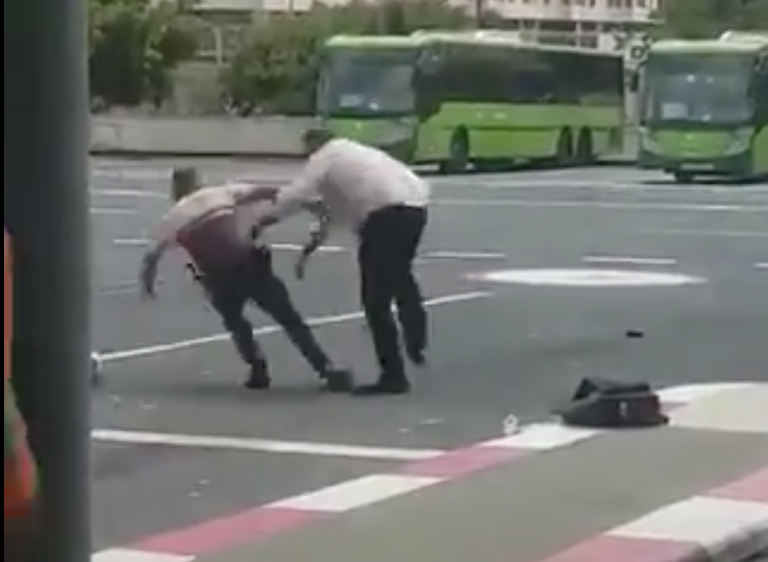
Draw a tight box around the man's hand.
[139,245,163,300]
[294,253,309,280]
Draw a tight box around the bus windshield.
[318,49,417,116]
[642,54,754,125]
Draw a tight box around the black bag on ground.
[557,377,668,428]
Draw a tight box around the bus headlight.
[725,129,752,155]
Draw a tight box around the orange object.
[4,229,37,518]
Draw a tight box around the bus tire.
[576,129,594,165]
[440,129,469,174]
[557,129,574,167]
[673,171,694,184]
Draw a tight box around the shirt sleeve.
[269,150,329,222]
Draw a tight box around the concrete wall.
[91,115,637,161]
[91,115,317,157]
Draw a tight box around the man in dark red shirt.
[138,168,352,392]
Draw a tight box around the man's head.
[170,167,201,202]
[301,127,335,156]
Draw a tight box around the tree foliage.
[89,0,201,109]
[220,0,496,115]
[659,0,768,39]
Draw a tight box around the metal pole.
[4,0,91,557]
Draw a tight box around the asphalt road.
[89,159,767,550]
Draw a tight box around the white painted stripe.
[435,198,767,213]
[645,228,768,238]
[92,549,193,562]
[92,429,442,461]
[98,291,491,362]
[113,238,150,247]
[480,423,599,450]
[270,242,346,253]
[583,255,677,266]
[756,263,768,270]
[425,251,506,260]
[91,208,136,215]
[270,474,439,512]
[609,496,768,548]
[657,383,758,405]
[92,189,165,199]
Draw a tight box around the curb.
[92,382,764,562]
[537,467,768,562]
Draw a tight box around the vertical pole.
[4,0,91,557]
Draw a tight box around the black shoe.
[406,345,427,366]
[320,368,354,393]
[244,362,271,390]
[352,377,410,396]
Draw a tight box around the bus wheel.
[556,129,574,167]
[673,171,694,184]
[441,129,469,174]
[576,129,594,165]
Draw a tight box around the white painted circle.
[467,269,704,287]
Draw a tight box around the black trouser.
[200,247,330,375]
[358,205,427,381]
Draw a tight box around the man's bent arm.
[139,239,171,297]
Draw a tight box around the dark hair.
[170,167,199,200]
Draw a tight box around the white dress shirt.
[271,138,430,230]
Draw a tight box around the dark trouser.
[358,205,427,381]
[201,247,330,375]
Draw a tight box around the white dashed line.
[92,429,443,461]
[583,255,678,266]
[91,208,135,215]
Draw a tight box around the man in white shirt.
[253,129,429,395]
[138,167,353,392]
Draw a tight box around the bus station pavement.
[87,160,768,556]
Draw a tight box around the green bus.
[315,32,626,172]
[638,35,768,182]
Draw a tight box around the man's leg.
[249,254,352,392]
[355,214,410,395]
[206,274,270,389]
[394,208,428,364]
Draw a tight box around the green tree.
[659,0,768,38]
[89,0,201,108]
[220,0,491,116]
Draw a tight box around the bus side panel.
[419,102,622,161]
[752,125,768,174]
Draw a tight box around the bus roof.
[649,38,766,55]
[324,32,623,57]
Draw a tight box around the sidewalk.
[196,424,766,562]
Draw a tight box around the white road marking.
[657,383,759,405]
[92,189,165,199]
[435,198,767,213]
[269,474,439,513]
[466,268,704,287]
[755,263,768,269]
[91,208,136,215]
[92,429,443,461]
[92,550,193,562]
[113,238,150,247]
[609,496,768,546]
[481,423,599,450]
[98,291,491,362]
[270,242,346,253]
[643,228,768,238]
[583,255,678,266]
[425,250,506,260]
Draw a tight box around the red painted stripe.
[400,445,527,479]
[710,466,768,503]
[133,506,324,556]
